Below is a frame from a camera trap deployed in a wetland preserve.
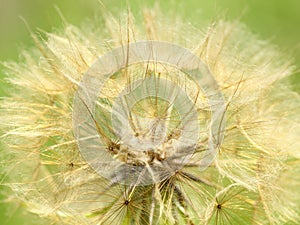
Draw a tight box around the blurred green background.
[0,0,299,224]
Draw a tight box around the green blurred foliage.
[0,0,299,224]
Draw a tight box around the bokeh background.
[0,0,299,224]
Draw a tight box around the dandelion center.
[73,41,226,185]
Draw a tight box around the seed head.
[0,7,299,225]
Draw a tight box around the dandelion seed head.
[0,6,299,225]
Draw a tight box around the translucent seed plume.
[0,7,300,225]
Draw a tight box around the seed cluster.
[0,7,299,225]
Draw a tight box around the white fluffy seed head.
[0,7,300,225]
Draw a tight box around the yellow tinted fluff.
[0,8,299,225]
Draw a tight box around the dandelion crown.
[0,6,300,225]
